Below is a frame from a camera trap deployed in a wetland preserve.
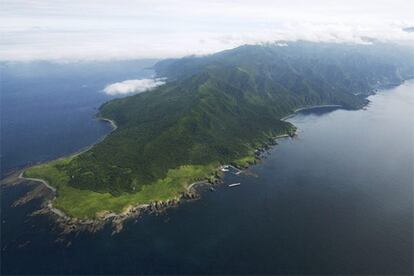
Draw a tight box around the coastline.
[8,81,403,234]
[3,108,306,234]
[8,116,118,187]
[98,117,118,132]
[3,116,125,231]
[1,116,117,183]
[294,104,343,113]
[11,166,200,234]
[10,130,292,234]
[281,104,343,121]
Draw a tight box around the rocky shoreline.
[2,120,296,237]
[21,180,202,235]
[2,161,219,236]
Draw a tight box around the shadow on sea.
[295,105,342,116]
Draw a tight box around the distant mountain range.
[25,41,414,217]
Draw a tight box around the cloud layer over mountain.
[1,0,413,61]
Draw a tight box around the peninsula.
[23,42,414,220]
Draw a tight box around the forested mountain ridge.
[25,42,414,217]
[155,42,413,94]
[68,42,414,194]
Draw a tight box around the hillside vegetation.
[26,42,414,217]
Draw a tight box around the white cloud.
[103,78,165,95]
[1,0,413,61]
[276,43,288,47]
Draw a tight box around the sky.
[1,0,413,61]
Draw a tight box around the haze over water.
[1,74,413,274]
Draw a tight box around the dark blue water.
[1,60,156,176]
[1,65,413,275]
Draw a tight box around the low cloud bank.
[103,78,165,95]
[2,0,413,61]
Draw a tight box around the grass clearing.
[24,157,219,218]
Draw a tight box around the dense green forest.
[67,42,414,195]
[25,42,414,217]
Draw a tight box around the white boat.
[228,183,241,187]
[221,168,229,172]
